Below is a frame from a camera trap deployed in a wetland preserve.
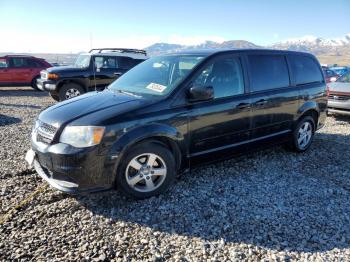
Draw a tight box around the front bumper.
[328,99,350,116]
[36,78,57,91]
[31,140,116,194]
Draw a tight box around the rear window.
[290,55,323,85]
[248,55,290,92]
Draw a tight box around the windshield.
[74,54,91,68]
[109,55,205,96]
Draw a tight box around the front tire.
[49,92,60,102]
[116,142,176,199]
[58,83,85,101]
[31,76,41,91]
[291,116,315,152]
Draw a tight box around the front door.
[92,56,123,90]
[188,54,251,156]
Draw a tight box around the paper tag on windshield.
[146,83,167,93]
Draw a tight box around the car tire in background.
[49,92,60,102]
[58,83,85,101]
[290,116,315,152]
[31,76,42,91]
[116,142,176,199]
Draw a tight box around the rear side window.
[117,57,133,69]
[290,55,323,85]
[248,55,290,92]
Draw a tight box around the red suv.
[0,55,51,90]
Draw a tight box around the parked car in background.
[329,66,349,77]
[26,49,327,199]
[327,71,350,115]
[37,48,148,101]
[323,68,340,83]
[0,55,51,90]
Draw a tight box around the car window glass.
[94,57,117,69]
[0,59,7,68]
[290,55,323,85]
[117,57,132,69]
[337,72,350,83]
[248,55,290,92]
[10,58,29,68]
[193,56,244,99]
[29,59,43,68]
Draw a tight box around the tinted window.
[290,55,323,85]
[248,55,290,92]
[10,57,30,68]
[193,56,244,98]
[118,57,133,69]
[28,59,43,68]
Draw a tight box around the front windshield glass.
[109,55,205,96]
[74,54,91,68]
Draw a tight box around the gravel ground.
[1,87,350,261]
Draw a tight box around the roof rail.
[89,48,147,55]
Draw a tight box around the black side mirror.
[187,85,214,102]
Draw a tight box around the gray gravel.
[1,87,350,261]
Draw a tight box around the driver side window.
[193,56,244,99]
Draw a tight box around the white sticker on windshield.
[146,83,167,93]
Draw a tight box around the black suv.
[26,49,327,199]
[37,48,148,101]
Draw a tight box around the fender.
[297,100,319,119]
[56,78,89,91]
[108,123,187,167]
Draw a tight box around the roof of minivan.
[166,49,315,57]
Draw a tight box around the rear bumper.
[31,141,116,194]
[36,79,57,91]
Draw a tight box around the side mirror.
[187,85,214,102]
[330,77,337,82]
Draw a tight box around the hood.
[38,90,145,127]
[328,82,350,93]
[46,65,85,73]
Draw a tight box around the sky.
[0,0,349,53]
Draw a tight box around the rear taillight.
[326,85,330,97]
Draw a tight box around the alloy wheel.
[65,88,81,99]
[297,121,312,149]
[125,153,167,192]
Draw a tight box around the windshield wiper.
[116,90,141,98]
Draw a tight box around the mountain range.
[145,34,350,65]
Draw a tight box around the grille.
[328,93,350,101]
[36,120,58,144]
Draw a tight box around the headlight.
[31,120,40,138]
[59,126,105,148]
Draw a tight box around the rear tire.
[290,116,315,152]
[58,83,85,101]
[116,142,176,199]
[31,76,41,91]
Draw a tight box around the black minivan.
[26,49,327,199]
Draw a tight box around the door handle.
[236,103,251,109]
[254,99,267,106]
[114,72,122,76]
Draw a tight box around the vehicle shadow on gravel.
[76,132,350,253]
[0,114,22,126]
[0,89,49,97]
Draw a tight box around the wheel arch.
[110,124,186,173]
[296,101,319,129]
[57,79,87,92]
